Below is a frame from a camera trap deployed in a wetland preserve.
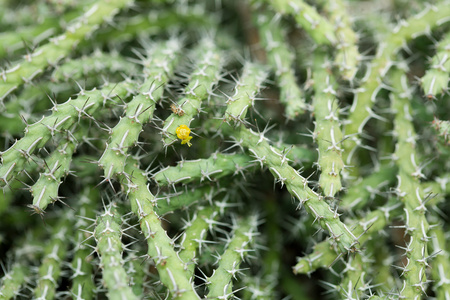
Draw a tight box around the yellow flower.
[176,124,193,147]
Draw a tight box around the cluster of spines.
[311,52,345,197]
[98,39,181,183]
[0,0,133,101]
[254,12,307,119]
[161,38,223,147]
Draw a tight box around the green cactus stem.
[0,0,133,101]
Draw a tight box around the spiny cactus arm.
[51,49,138,82]
[338,205,401,297]
[227,125,357,253]
[0,1,48,28]
[263,0,337,45]
[274,142,317,166]
[0,96,33,136]
[93,203,138,300]
[0,19,57,59]
[0,80,74,137]
[429,225,450,298]
[431,118,450,145]
[420,32,450,98]
[90,8,217,46]
[292,237,335,275]
[421,180,448,208]
[29,129,83,213]
[45,0,81,13]
[293,201,400,274]
[224,62,268,124]
[337,254,367,299]
[311,52,344,197]
[245,198,281,299]
[0,264,28,300]
[343,2,450,164]
[241,276,276,300]
[0,153,41,215]
[153,153,253,186]
[206,215,258,299]
[178,206,219,277]
[0,5,85,59]
[70,187,99,300]
[154,187,212,216]
[98,39,181,180]
[0,224,47,300]
[340,166,397,211]
[34,212,73,299]
[0,80,135,188]
[436,173,450,194]
[124,252,146,297]
[121,161,200,299]
[254,12,307,118]
[391,67,430,298]
[162,38,222,147]
[189,120,316,169]
[0,0,133,101]
[318,0,360,80]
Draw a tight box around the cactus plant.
[1,0,450,299]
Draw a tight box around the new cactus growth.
[1,1,450,299]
